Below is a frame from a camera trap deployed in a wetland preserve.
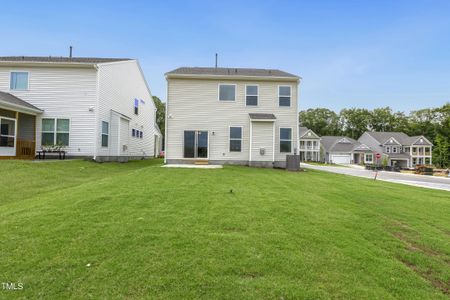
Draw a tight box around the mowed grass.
[0,159,449,299]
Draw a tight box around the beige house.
[165,67,300,167]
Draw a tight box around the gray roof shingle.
[365,132,431,145]
[0,56,131,64]
[249,113,277,120]
[166,67,299,79]
[0,91,42,112]
[321,136,371,153]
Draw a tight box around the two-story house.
[298,127,321,161]
[358,132,433,168]
[164,67,300,168]
[0,56,160,161]
[321,136,374,165]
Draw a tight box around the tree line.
[299,103,450,168]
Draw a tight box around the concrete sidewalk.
[302,163,450,192]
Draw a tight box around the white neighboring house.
[298,126,321,161]
[0,56,159,161]
[165,67,300,168]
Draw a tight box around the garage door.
[331,154,351,164]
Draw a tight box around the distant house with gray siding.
[0,56,159,161]
[165,67,300,167]
[321,136,374,165]
[358,132,432,168]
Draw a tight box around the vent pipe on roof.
[215,53,218,68]
[69,46,73,59]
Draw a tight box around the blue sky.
[1,0,450,112]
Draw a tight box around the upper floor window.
[42,118,70,146]
[393,147,398,153]
[10,72,29,90]
[279,86,291,107]
[386,146,391,153]
[280,128,292,153]
[219,84,236,101]
[134,99,139,115]
[229,126,242,152]
[101,121,109,147]
[246,85,258,106]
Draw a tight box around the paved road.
[302,163,450,192]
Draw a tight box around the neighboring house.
[358,132,433,168]
[0,56,158,161]
[165,67,300,168]
[298,126,321,161]
[321,136,374,165]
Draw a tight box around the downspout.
[272,122,275,163]
[93,64,100,161]
[164,77,169,164]
[249,120,253,164]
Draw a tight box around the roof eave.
[165,73,300,82]
[0,61,97,68]
[0,99,43,114]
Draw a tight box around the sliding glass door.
[184,130,208,158]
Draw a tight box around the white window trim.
[0,116,17,148]
[365,153,374,163]
[386,146,391,153]
[278,85,292,107]
[279,127,293,153]
[41,117,71,146]
[182,129,210,159]
[245,84,259,107]
[229,125,243,152]
[9,71,30,91]
[218,84,237,102]
[101,121,109,148]
[393,146,398,153]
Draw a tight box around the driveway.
[302,163,450,192]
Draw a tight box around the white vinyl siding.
[0,66,97,155]
[166,78,298,163]
[96,60,156,157]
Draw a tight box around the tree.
[152,96,166,136]
[299,108,341,136]
[339,108,372,139]
[369,107,396,131]
[433,134,450,168]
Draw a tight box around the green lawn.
[1,159,449,299]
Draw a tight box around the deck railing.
[16,139,36,159]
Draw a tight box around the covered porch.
[0,92,42,159]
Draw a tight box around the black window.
[140,131,143,138]
[280,128,292,153]
[101,121,109,147]
[246,85,258,106]
[132,129,136,137]
[229,127,242,152]
[134,99,139,115]
[279,86,291,107]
